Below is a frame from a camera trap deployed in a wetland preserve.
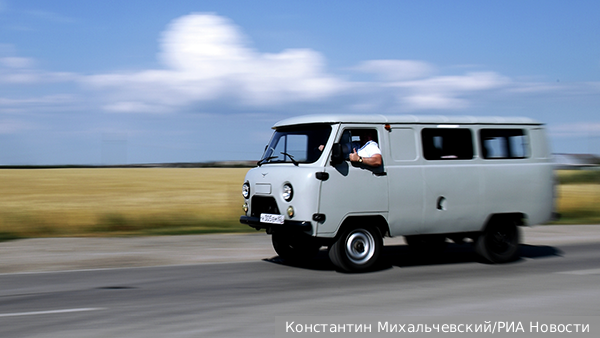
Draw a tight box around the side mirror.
[330,143,344,165]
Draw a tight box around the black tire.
[271,233,320,262]
[329,225,382,272]
[475,219,520,263]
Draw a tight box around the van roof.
[273,114,543,128]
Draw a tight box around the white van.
[240,115,556,272]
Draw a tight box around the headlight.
[242,182,250,199]
[282,183,293,201]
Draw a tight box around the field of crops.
[554,170,600,224]
[0,168,597,240]
[0,168,249,240]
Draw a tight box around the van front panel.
[243,165,323,235]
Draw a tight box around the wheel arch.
[481,212,526,233]
[332,215,389,242]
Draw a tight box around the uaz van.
[240,115,555,272]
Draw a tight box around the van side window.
[480,129,529,159]
[421,128,474,160]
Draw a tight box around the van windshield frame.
[258,124,332,165]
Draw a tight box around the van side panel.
[481,162,537,221]
[421,162,484,233]
[386,124,554,236]
[530,127,555,224]
[527,162,555,225]
[531,128,552,159]
[481,162,554,226]
[386,127,425,236]
[419,126,485,234]
[480,127,554,227]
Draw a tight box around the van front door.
[317,127,389,236]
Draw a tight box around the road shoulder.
[1,225,598,274]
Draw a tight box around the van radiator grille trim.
[250,196,280,217]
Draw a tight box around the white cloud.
[85,13,518,113]
[0,95,78,116]
[355,59,435,81]
[85,13,347,112]
[0,94,74,107]
[0,56,77,84]
[13,12,588,116]
[82,13,587,114]
[392,72,510,95]
[103,101,172,114]
[0,56,35,68]
[388,72,511,110]
[159,13,252,72]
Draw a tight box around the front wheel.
[329,225,382,272]
[475,220,520,263]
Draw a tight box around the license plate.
[260,213,284,225]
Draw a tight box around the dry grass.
[0,168,249,238]
[552,170,600,224]
[0,168,597,239]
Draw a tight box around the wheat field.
[0,168,597,239]
[0,168,249,238]
[554,170,600,224]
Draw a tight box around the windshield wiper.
[281,152,298,166]
[257,155,278,166]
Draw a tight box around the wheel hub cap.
[345,230,375,265]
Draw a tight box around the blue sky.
[1,0,599,165]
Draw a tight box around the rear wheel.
[329,225,382,272]
[475,219,520,263]
[272,233,320,262]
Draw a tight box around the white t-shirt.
[357,140,381,158]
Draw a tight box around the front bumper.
[239,216,312,232]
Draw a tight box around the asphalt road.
[0,225,599,337]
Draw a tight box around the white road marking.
[0,308,105,318]
[558,268,600,275]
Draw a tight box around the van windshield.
[258,125,332,165]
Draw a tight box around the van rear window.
[421,128,474,160]
[480,129,529,159]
